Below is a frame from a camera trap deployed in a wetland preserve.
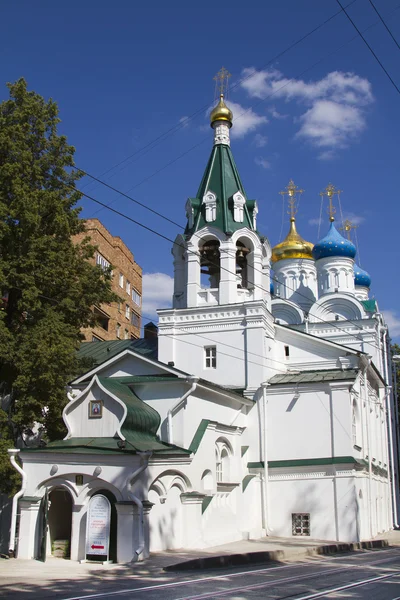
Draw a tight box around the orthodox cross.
[339,219,358,241]
[280,179,304,220]
[320,183,341,222]
[213,67,231,97]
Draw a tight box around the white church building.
[10,89,399,563]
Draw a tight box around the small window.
[126,280,131,294]
[205,346,217,369]
[124,329,129,340]
[132,289,141,306]
[93,307,109,331]
[116,323,121,338]
[284,345,290,358]
[96,253,110,271]
[125,304,130,319]
[92,334,102,342]
[131,313,140,328]
[292,513,310,536]
[119,273,124,288]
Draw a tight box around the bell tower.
[158,70,274,395]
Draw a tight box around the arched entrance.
[86,489,117,562]
[48,488,73,558]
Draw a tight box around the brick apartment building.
[74,219,142,342]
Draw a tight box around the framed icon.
[89,400,103,418]
[75,474,83,486]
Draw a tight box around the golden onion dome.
[271,218,314,263]
[210,93,233,127]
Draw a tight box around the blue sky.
[1,0,400,338]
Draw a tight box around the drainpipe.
[382,328,399,528]
[8,449,27,556]
[126,451,152,561]
[261,383,271,535]
[167,376,199,445]
[362,358,374,539]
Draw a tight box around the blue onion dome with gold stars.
[354,264,371,288]
[312,221,356,261]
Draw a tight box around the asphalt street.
[55,547,400,600]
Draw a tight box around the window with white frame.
[125,304,130,319]
[124,329,129,339]
[96,253,110,271]
[292,513,310,536]
[119,273,124,288]
[215,439,232,483]
[205,346,217,369]
[132,289,141,306]
[126,280,131,294]
[116,323,121,338]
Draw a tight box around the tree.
[0,79,116,493]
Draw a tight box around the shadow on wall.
[0,494,12,554]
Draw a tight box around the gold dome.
[271,218,314,263]
[210,94,233,126]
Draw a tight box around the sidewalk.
[0,531,400,598]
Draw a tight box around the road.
[55,547,400,600]
[1,547,400,599]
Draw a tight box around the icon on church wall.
[89,400,103,418]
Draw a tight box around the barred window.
[292,513,310,536]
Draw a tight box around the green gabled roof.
[77,338,158,368]
[186,143,258,236]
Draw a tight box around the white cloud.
[309,217,323,226]
[269,106,287,119]
[255,156,271,170]
[240,67,373,151]
[254,133,268,147]
[142,272,174,320]
[383,310,400,338]
[179,116,190,128]
[341,212,365,226]
[224,100,268,138]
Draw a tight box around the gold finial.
[320,183,342,222]
[213,66,231,98]
[339,219,358,240]
[280,179,304,221]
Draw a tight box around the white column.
[219,240,237,305]
[70,503,86,561]
[180,493,206,548]
[17,498,41,559]
[142,500,153,560]
[250,249,263,301]
[186,247,201,308]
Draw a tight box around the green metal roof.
[361,299,377,313]
[186,143,258,236]
[77,338,158,367]
[268,369,358,386]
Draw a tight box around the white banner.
[86,494,111,558]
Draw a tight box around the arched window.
[215,439,233,482]
[199,239,220,289]
[236,241,250,289]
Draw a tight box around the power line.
[81,3,400,223]
[336,0,400,96]
[368,0,400,52]
[74,183,384,354]
[77,0,358,196]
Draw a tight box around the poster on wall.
[85,494,111,561]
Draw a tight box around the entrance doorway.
[48,488,73,558]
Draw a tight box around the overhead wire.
[336,0,400,96]
[72,182,385,354]
[367,0,400,52]
[80,2,400,224]
[76,0,358,196]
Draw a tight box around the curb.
[163,539,389,572]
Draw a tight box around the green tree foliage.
[0,79,116,493]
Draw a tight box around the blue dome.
[270,280,275,295]
[354,264,371,288]
[312,221,356,261]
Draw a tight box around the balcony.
[197,288,219,305]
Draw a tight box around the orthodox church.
[10,83,399,563]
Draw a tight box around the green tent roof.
[186,143,258,236]
[78,338,158,368]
